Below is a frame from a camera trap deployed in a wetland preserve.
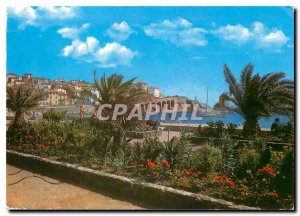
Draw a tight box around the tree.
[94,70,148,121]
[7,85,46,127]
[93,71,149,159]
[221,64,294,137]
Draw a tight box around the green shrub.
[276,149,294,196]
[226,123,238,136]
[188,143,222,174]
[162,137,186,168]
[258,147,271,168]
[236,147,260,179]
[42,109,67,122]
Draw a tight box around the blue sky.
[6,6,294,106]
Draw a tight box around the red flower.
[147,159,155,168]
[36,143,46,148]
[240,183,249,191]
[226,178,236,188]
[203,176,208,181]
[258,167,276,177]
[25,135,33,139]
[161,160,171,169]
[183,169,191,175]
[22,143,32,148]
[241,191,248,196]
[214,175,226,182]
[183,175,189,180]
[213,175,235,188]
[270,192,279,198]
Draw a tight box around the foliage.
[217,135,239,177]
[271,121,294,142]
[226,123,238,136]
[43,109,67,122]
[94,71,148,120]
[275,149,294,196]
[7,85,46,127]
[236,146,260,179]
[7,119,294,209]
[187,143,222,174]
[220,64,294,137]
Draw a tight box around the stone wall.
[7,150,259,210]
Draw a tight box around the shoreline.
[160,122,271,131]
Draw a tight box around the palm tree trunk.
[243,117,260,137]
[11,111,21,129]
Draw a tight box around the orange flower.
[183,169,191,175]
[161,160,171,169]
[147,159,155,168]
[25,135,33,139]
[258,167,276,177]
[214,175,226,182]
[240,183,249,191]
[36,143,46,148]
[22,143,32,148]
[213,175,235,188]
[241,191,248,196]
[270,192,279,198]
[226,178,236,189]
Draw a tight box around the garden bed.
[6,118,294,210]
[7,150,259,210]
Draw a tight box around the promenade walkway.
[7,165,143,210]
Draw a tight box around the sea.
[150,112,289,129]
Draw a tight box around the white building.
[148,86,163,98]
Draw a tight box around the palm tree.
[94,70,148,121]
[93,71,149,159]
[220,64,294,137]
[7,85,46,127]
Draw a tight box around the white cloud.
[255,30,289,52]
[106,21,134,41]
[144,17,208,47]
[63,37,99,58]
[57,23,90,39]
[212,21,289,52]
[7,7,38,29]
[212,24,250,43]
[36,6,76,20]
[95,42,137,68]
[62,37,137,68]
[7,6,77,30]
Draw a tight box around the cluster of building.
[135,82,164,98]
[6,73,165,107]
[7,73,99,106]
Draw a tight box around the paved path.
[6,165,143,210]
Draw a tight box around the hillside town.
[6,72,166,106]
[6,72,215,116]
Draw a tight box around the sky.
[6,6,294,106]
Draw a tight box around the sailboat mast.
[206,86,208,112]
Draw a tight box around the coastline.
[160,122,271,131]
